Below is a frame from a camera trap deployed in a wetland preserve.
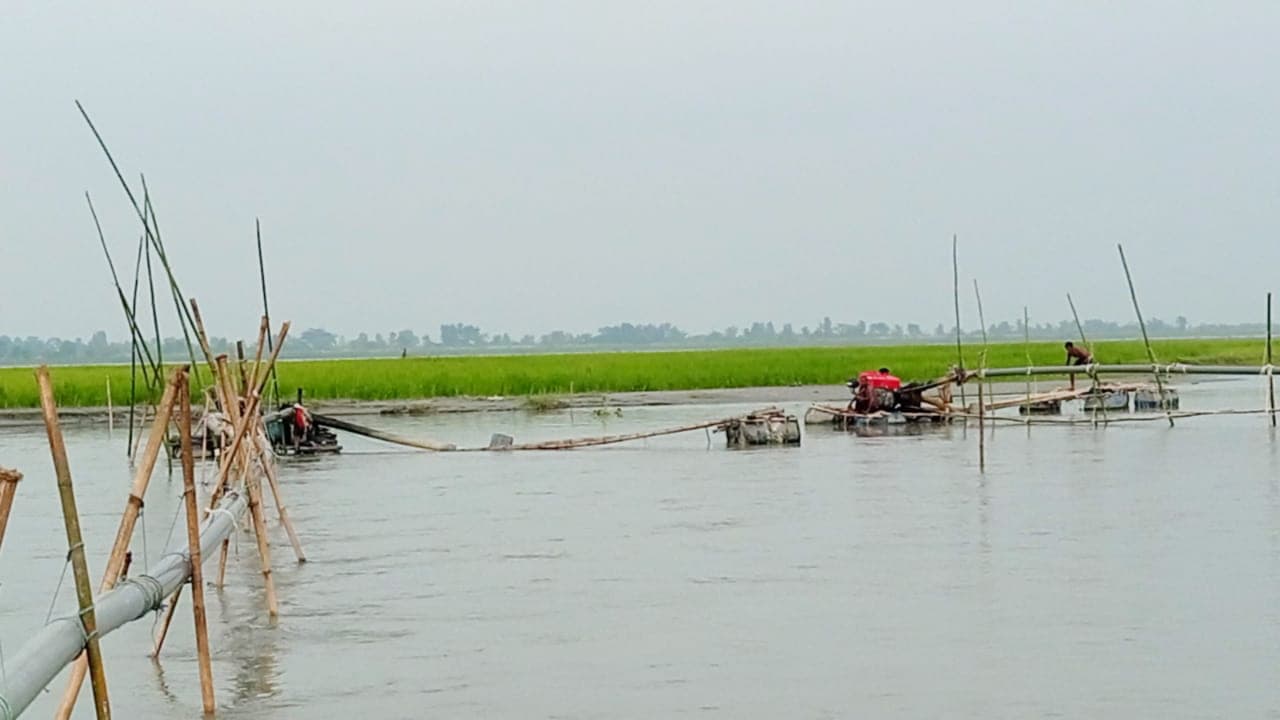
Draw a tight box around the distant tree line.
[0,315,1268,365]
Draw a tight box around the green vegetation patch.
[0,338,1270,409]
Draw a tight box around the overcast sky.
[3,2,1278,342]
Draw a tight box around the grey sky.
[3,2,1278,341]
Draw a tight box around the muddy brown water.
[1,380,1279,718]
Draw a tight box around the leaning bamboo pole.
[0,467,22,555]
[1117,244,1173,427]
[37,368,112,720]
[54,369,182,720]
[256,220,281,406]
[178,373,216,713]
[252,436,306,562]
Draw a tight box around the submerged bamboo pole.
[56,369,182,720]
[178,373,217,713]
[37,367,112,720]
[1117,244,1174,427]
[0,466,22,555]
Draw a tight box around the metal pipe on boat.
[0,491,248,720]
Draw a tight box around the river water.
[2,380,1279,718]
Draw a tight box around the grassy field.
[0,339,1270,409]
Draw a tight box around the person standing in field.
[1065,341,1093,390]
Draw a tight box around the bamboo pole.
[87,193,159,381]
[977,380,986,472]
[0,466,22,555]
[311,414,456,451]
[235,340,249,394]
[1023,306,1033,426]
[247,317,268,396]
[178,373,217,712]
[131,403,151,461]
[252,427,307,558]
[37,367,112,720]
[973,279,992,437]
[251,437,305,562]
[127,234,144,457]
[55,368,182,720]
[1268,292,1275,427]
[216,540,230,589]
[952,235,967,407]
[187,299,220,380]
[106,376,114,434]
[257,220,281,407]
[1117,244,1174,427]
[150,586,181,657]
[245,466,279,617]
[145,239,163,377]
[1066,292,1109,425]
[140,177,203,388]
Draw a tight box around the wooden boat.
[803,404,951,428]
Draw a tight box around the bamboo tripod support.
[178,373,217,713]
[57,368,183,720]
[37,367,112,720]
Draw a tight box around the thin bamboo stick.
[0,466,22,555]
[1117,244,1174,427]
[37,367,112,720]
[178,373,217,712]
[247,317,268,396]
[127,233,144,457]
[106,376,114,434]
[150,586,181,657]
[55,369,182,720]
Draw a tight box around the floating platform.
[1083,390,1130,412]
[1134,388,1180,411]
[722,410,801,448]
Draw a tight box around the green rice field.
[0,339,1271,409]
